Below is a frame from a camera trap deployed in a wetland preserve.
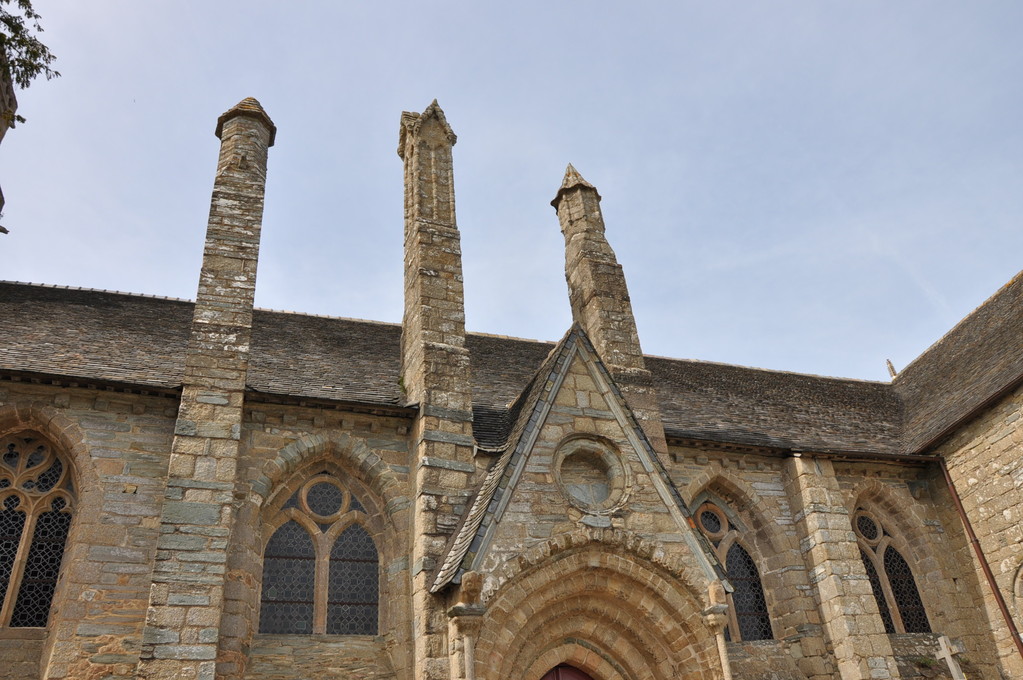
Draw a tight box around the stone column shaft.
[552,165,667,453]
[398,101,475,680]
[138,98,274,680]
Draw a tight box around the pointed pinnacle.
[551,163,601,209]
[215,97,276,146]
[398,99,457,157]
[419,99,458,145]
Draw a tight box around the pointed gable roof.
[431,325,726,592]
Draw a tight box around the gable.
[432,326,724,592]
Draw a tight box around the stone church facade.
[0,98,1022,680]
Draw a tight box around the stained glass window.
[854,508,931,634]
[327,524,378,634]
[861,548,895,634]
[259,521,315,634]
[0,433,75,628]
[693,500,773,641]
[726,543,773,641]
[259,473,378,635]
[884,546,931,633]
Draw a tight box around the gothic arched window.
[0,433,75,628]
[695,501,773,641]
[259,472,378,635]
[854,508,931,634]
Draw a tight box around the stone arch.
[222,430,407,677]
[252,430,404,512]
[0,402,101,503]
[851,479,936,572]
[1013,562,1023,621]
[531,644,629,680]
[688,474,782,642]
[850,479,944,632]
[0,402,104,679]
[482,527,710,607]
[688,471,783,556]
[475,528,720,680]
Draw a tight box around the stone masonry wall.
[669,445,831,680]
[0,381,178,680]
[230,404,412,680]
[937,383,1023,678]
[833,462,1002,679]
[471,350,721,679]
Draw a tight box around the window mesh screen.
[0,434,75,628]
[11,503,71,627]
[726,543,773,641]
[260,521,316,634]
[306,483,344,517]
[699,510,721,534]
[0,498,26,609]
[884,546,931,633]
[327,524,378,635]
[861,549,895,634]
[856,514,879,541]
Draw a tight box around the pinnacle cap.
[551,163,601,209]
[215,97,277,146]
[398,99,457,158]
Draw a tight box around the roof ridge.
[894,268,1023,382]
[466,330,557,344]
[253,307,402,327]
[0,280,193,303]
[645,352,891,385]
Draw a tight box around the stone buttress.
[137,98,275,680]
[784,455,902,680]
[398,101,475,680]
[551,165,667,455]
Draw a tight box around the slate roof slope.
[0,281,191,390]
[894,270,1023,453]
[8,278,1009,457]
[647,357,904,454]
[0,281,552,413]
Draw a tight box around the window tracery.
[259,472,378,635]
[854,508,931,634]
[694,501,773,641]
[0,433,75,628]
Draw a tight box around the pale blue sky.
[3,2,1022,381]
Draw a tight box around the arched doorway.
[542,665,594,680]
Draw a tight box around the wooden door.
[541,665,595,680]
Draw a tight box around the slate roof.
[3,276,1022,455]
[893,271,1023,452]
[647,357,904,454]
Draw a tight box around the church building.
[0,98,1021,680]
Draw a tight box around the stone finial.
[398,99,456,158]
[551,163,600,208]
[215,96,277,146]
[552,164,668,453]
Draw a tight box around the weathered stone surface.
[1,101,1021,680]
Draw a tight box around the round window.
[553,438,628,514]
[299,476,349,521]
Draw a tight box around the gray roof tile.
[3,277,1021,456]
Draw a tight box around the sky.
[2,2,1022,382]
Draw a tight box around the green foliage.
[1,0,60,124]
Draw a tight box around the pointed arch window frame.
[258,469,381,636]
[0,432,76,630]
[693,500,774,642]
[853,507,931,634]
